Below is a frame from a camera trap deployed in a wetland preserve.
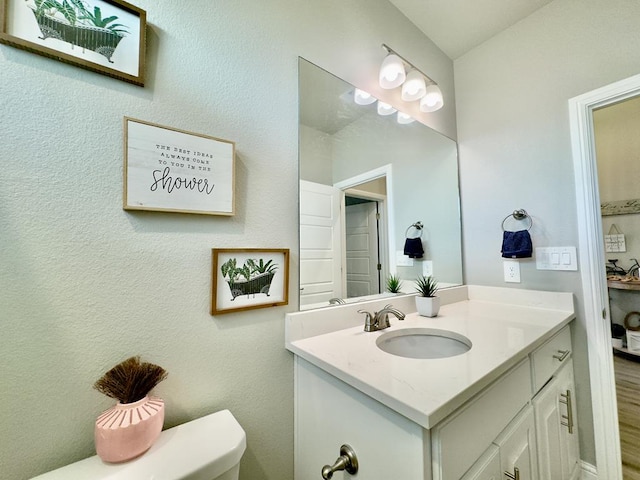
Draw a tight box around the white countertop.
[286,286,575,429]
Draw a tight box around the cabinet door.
[461,445,501,480]
[533,376,563,480]
[556,360,579,479]
[533,359,579,480]
[495,405,538,480]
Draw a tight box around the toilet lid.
[32,409,246,480]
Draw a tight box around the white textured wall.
[0,1,455,479]
[455,0,640,466]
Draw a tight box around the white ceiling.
[387,0,554,59]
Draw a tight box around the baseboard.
[580,461,597,480]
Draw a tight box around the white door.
[345,201,380,298]
[299,180,343,308]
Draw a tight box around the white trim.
[334,164,396,275]
[569,74,640,479]
[580,461,597,480]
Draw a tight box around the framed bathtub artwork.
[0,0,146,86]
[123,117,236,216]
[211,249,290,315]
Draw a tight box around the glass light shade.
[397,111,415,124]
[379,54,406,89]
[401,69,426,101]
[420,84,444,112]
[354,88,377,105]
[377,101,397,116]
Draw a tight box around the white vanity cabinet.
[532,336,579,480]
[287,287,578,480]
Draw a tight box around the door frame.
[334,164,394,285]
[570,72,640,478]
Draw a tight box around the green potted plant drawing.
[28,0,130,62]
[221,258,278,300]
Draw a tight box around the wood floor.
[614,352,640,479]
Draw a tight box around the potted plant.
[386,274,403,294]
[415,275,440,317]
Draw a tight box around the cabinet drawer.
[531,325,572,394]
[432,359,531,480]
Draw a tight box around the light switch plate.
[396,251,414,267]
[422,261,433,276]
[536,246,578,271]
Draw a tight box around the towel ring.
[501,209,532,231]
[405,222,423,238]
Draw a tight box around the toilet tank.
[32,409,246,480]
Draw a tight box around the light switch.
[536,246,578,271]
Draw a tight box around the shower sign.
[124,117,235,216]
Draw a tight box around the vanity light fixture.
[379,53,406,89]
[377,101,397,116]
[380,44,444,112]
[420,84,444,112]
[401,69,427,101]
[397,111,416,124]
[354,88,377,105]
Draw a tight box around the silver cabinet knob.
[321,444,358,479]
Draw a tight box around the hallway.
[614,353,640,479]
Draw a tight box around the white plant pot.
[415,295,440,317]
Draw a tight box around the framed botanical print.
[211,249,289,315]
[0,0,146,85]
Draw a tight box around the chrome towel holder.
[405,221,424,238]
[501,209,533,231]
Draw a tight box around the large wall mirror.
[298,57,463,310]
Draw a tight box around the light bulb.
[420,84,444,112]
[397,111,415,124]
[401,69,426,101]
[377,101,397,116]
[379,54,406,89]
[354,88,376,105]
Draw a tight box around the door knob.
[321,444,358,479]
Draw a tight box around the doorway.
[344,196,382,298]
[570,72,640,479]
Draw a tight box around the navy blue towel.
[501,230,532,258]
[404,237,424,259]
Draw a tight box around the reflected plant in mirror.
[298,57,463,310]
[386,274,403,294]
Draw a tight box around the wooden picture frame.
[123,117,235,216]
[211,249,290,315]
[0,0,146,86]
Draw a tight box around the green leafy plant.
[33,0,129,34]
[79,5,130,33]
[415,275,438,297]
[386,274,403,293]
[246,258,278,276]
[221,258,278,282]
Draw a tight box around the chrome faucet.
[359,304,405,332]
[329,297,346,305]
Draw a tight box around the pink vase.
[94,396,164,463]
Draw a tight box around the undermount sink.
[376,328,472,359]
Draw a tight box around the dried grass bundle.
[94,356,168,404]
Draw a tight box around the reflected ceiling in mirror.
[298,57,463,311]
